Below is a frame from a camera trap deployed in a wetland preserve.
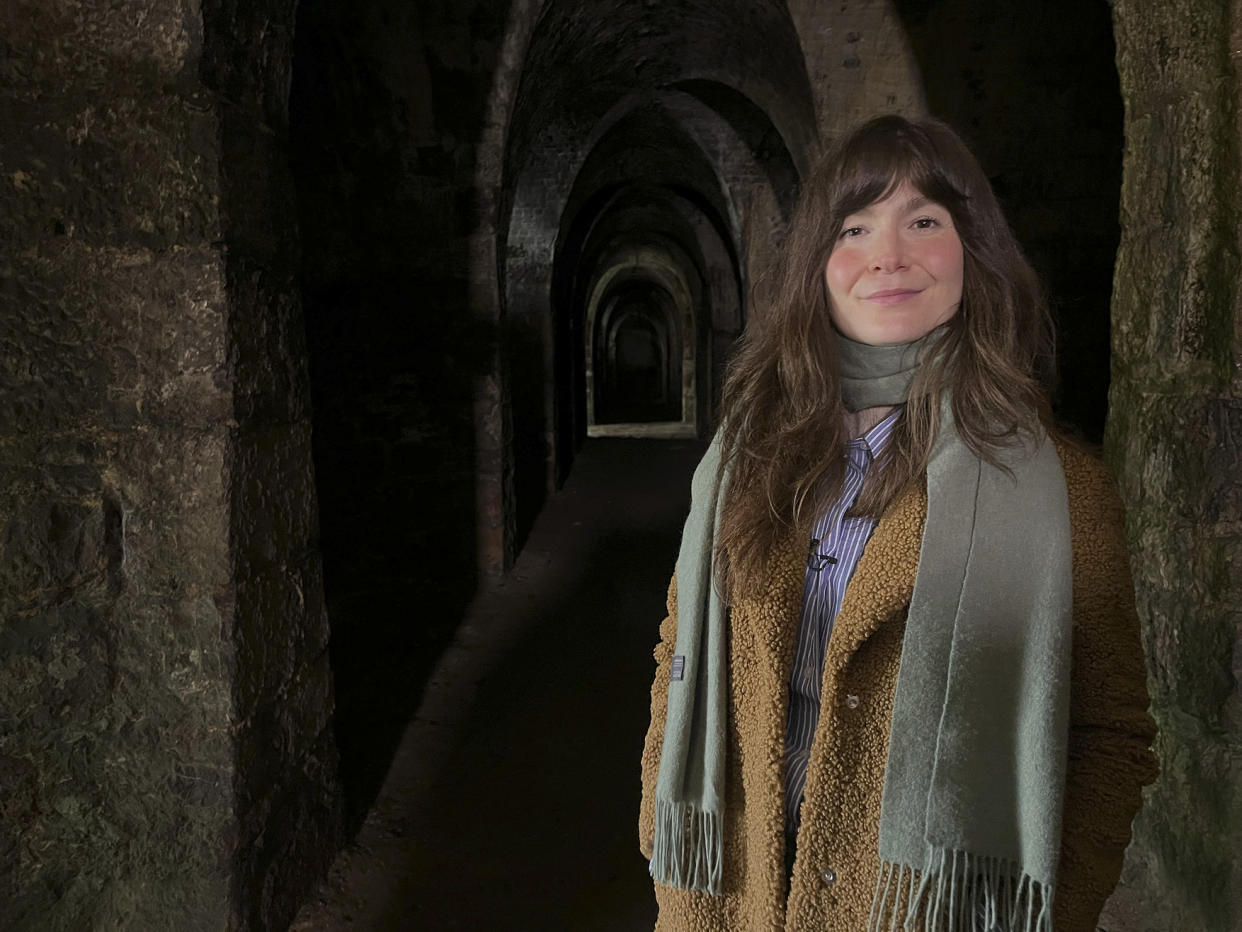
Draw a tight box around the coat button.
[821,866,837,887]
[845,694,860,709]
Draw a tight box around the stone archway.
[583,246,698,435]
[595,284,681,424]
[496,0,817,553]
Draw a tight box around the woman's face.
[824,179,964,346]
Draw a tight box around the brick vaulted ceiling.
[502,0,818,198]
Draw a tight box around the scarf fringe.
[650,799,723,895]
[868,848,1054,932]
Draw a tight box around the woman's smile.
[863,287,923,304]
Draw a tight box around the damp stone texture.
[288,0,510,832]
[0,1,340,929]
[1104,1,1242,929]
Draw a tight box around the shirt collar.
[850,406,902,462]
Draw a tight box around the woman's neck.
[843,404,895,440]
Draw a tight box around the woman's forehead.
[842,176,945,215]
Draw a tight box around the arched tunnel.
[3,0,1240,929]
[283,0,1153,925]
[288,0,1123,886]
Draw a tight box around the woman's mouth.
[864,289,922,305]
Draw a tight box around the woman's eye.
[839,226,863,239]
[912,216,940,229]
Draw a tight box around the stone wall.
[0,1,339,927]
[787,0,925,141]
[203,0,343,926]
[1104,1,1242,929]
[288,0,509,830]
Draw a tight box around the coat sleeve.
[639,573,678,860]
[1054,449,1160,931]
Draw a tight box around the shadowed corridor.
[291,438,706,930]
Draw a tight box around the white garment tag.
[670,655,685,681]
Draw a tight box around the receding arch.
[595,283,682,424]
[583,245,698,436]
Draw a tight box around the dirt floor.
[291,437,707,931]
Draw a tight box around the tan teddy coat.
[639,441,1158,931]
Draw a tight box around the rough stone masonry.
[0,1,339,928]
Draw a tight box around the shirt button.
[821,867,837,887]
[845,694,860,709]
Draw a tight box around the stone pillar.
[0,1,340,928]
[1104,2,1242,929]
[203,1,343,926]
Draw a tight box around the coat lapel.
[722,479,928,912]
[742,529,807,689]
[727,478,927,725]
[825,479,927,672]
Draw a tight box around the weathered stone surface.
[1112,1,1233,106]
[787,0,923,142]
[206,0,344,919]
[1103,0,1242,928]
[1113,94,1237,388]
[1,97,222,251]
[1109,396,1240,716]
[234,724,340,930]
[0,245,230,435]
[1,0,339,927]
[229,420,333,845]
[290,0,504,831]
[1,84,240,919]
[0,543,237,930]
[2,0,196,92]
[201,0,299,131]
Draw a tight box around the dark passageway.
[291,438,706,930]
[5,0,1242,930]
[287,0,1127,876]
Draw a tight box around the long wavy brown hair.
[716,114,1056,590]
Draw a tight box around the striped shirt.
[784,408,901,837]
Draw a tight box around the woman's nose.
[870,229,906,272]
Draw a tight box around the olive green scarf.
[652,333,1072,932]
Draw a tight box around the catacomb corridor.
[2,1,1240,930]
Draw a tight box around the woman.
[638,115,1157,931]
